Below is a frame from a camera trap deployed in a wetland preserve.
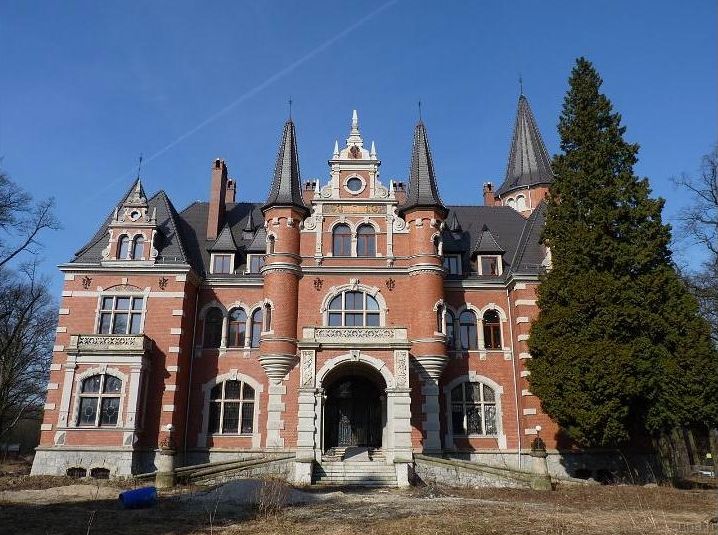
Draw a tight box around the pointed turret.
[242,210,255,240]
[495,95,553,197]
[399,121,447,217]
[208,224,237,252]
[447,211,462,232]
[262,119,308,216]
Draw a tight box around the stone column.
[294,349,317,484]
[529,436,552,491]
[414,356,448,453]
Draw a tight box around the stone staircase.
[313,448,397,487]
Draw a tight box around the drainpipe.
[183,288,200,459]
[506,286,522,470]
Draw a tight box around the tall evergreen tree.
[527,58,718,448]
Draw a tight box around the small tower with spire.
[324,110,387,200]
[259,117,307,450]
[491,93,554,215]
[399,118,448,453]
[102,177,158,263]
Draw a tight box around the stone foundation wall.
[31,448,145,477]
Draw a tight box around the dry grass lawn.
[0,476,716,535]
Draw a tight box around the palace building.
[33,96,571,486]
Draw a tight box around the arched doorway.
[322,363,386,451]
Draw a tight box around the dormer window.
[479,255,502,276]
[117,235,129,260]
[247,254,265,274]
[211,253,234,275]
[443,254,462,275]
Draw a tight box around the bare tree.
[674,146,718,342]
[0,170,59,439]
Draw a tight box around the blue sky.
[1,1,716,294]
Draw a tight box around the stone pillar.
[155,448,177,488]
[265,381,287,448]
[529,436,552,491]
[414,356,448,453]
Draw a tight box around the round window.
[346,177,363,193]
[129,210,141,221]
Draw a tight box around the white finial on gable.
[346,109,363,148]
[333,140,339,158]
[370,141,376,159]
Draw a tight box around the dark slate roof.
[509,200,548,274]
[495,95,554,197]
[71,189,189,266]
[447,211,462,232]
[245,225,267,252]
[262,119,309,215]
[473,225,505,254]
[208,224,238,252]
[399,122,447,216]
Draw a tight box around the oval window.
[346,177,363,192]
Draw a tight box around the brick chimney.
[483,182,495,206]
[207,158,228,240]
[225,178,236,205]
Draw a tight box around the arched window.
[436,304,444,333]
[250,309,263,347]
[445,310,456,348]
[78,373,122,427]
[227,308,247,348]
[459,310,478,350]
[267,235,275,255]
[327,291,380,327]
[131,236,144,259]
[483,309,502,349]
[516,195,526,211]
[506,198,516,209]
[332,224,351,256]
[204,308,223,348]
[117,235,129,259]
[433,235,441,256]
[356,225,376,257]
[208,380,255,435]
[451,381,497,435]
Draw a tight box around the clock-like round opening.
[129,210,141,221]
[346,177,363,192]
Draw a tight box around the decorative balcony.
[67,334,153,356]
[300,326,411,349]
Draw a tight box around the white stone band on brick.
[523,408,537,415]
[515,299,536,306]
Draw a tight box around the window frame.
[227,308,247,348]
[203,307,224,348]
[249,308,263,347]
[458,310,479,350]
[356,224,376,257]
[246,254,266,274]
[478,255,503,276]
[326,290,381,327]
[450,381,498,437]
[96,295,146,335]
[332,224,352,257]
[443,254,462,275]
[131,235,145,260]
[207,379,256,436]
[76,373,123,428]
[210,253,234,275]
[482,309,503,350]
[117,235,130,260]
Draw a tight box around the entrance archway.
[322,363,387,451]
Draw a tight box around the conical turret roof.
[399,121,447,216]
[496,95,553,197]
[262,119,308,215]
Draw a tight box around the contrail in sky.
[98,0,399,197]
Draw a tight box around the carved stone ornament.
[394,350,409,388]
[386,278,396,291]
[301,350,315,387]
[158,277,169,290]
[313,278,323,291]
[81,276,92,290]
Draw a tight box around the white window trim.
[199,372,263,449]
[443,373,507,450]
[320,282,387,327]
[477,255,503,276]
[343,174,367,195]
[93,289,149,335]
[71,368,128,429]
[245,253,266,274]
[210,253,235,275]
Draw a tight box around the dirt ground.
[0,476,716,535]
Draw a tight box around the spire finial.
[136,153,143,181]
[418,100,422,122]
[346,109,363,147]
[288,98,293,120]
[519,75,524,96]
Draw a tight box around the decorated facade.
[33,96,570,485]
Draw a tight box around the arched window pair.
[327,291,380,327]
[451,381,498,436]
[77,373,122,427]
[204,306,268,349]
[444,309,502,350]
[506,195,526,211]
[117,235,145,260]
[332,224,376,257]
[208,379,255,435]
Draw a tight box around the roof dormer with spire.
[263,118,309,217]
[320,110,390,201]
[494,93,554,216]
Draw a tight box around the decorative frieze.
[300,350,316,387]
[67,334,152,354]
[393,350,409,388]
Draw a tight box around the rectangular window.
[211,254,233,274]
[98,296,145,335]
[443,255,462,275]
[247,255,265,274]
[480,256,501,276]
